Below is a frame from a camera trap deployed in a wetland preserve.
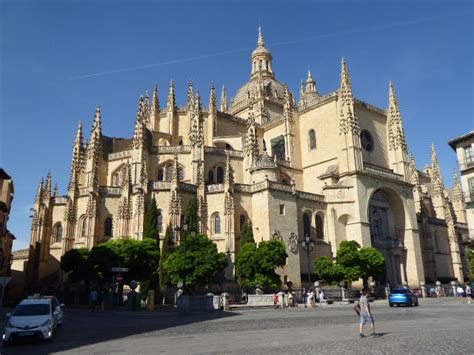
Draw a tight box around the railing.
[152,181,172,190]
[108,150,132,161]
[275,158,291,168]
[100,187,121,196]
[297,191,325,202]
[53,197,68,204]
[204,146,245,158]
[180,183,197,193]
[269,181,293,193]
[234,184,253,193]
[152,145,192,154]
[364,163,404,181]
[206,184,224,193]
[459,159,474,171]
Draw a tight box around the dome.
[252,46,272,58]
[231,77,287,110]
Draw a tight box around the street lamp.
[300,234,315,288]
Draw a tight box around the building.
[0,168,15,276]
[27,29,468,288]
[449,131,474,241]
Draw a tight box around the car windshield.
[391,289,410,294]
[12,304,50,316]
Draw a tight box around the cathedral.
[27,28,470,288]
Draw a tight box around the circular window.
[360,130,374,152]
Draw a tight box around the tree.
[184,196,198,234]
[466,247,474,281]
[313,241,385,286]
[163,234,227,290]
[314,256,345,284]
[60,248,94,282]
[143,196,160,242]
[236,239,287,291]
[240,220,255,246]
[159,224,176,290]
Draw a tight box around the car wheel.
[389,302,393,307]
[415,300,419,306]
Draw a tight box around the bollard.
[148,290,155,311]
[451,281,457,297]
[420,282,427,298]
[278,292,285,308]
[222,292,229,311]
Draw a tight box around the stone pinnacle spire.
[44,170,52,197]
[187,79,195,111]
[167,79,176,112]
[388,81,407,151]
[53,183,59,197]
[35,177,44,203]
[220,85,228,112]
[431,143,444,195]
[151,84,160,116]
[133,96,146,149]
[306,69,316,92]
[209,82,217,115]
[453,171,463,200]
[91,106,102,137]
[339,58,358,135]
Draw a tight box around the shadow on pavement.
[0,308,239,354]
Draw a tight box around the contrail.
[67,16,441,80]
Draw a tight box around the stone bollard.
[222,293,230,311]
[420,282,427,298]
[451,281,457,297]
[340,287,346,302]
[147,290,155,311]
[278,292,286,308]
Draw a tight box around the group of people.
[272,288,328,309]
[456,284,472,303]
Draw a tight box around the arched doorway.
[369,189,407,287]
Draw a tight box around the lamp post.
[300,234,315,288]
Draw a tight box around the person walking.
[358,289,377,338]
[273,291,280,309]
[456,285,464,302]
[466,285,472,304]
[89,288,99,312]
[302,288,307,308]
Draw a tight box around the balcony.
[459,159,474,171]
[465,192,474,203]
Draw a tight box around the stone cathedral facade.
[27,29,470,289]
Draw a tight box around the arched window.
[79,216,87,238]
[303,213,311,239]
[316,215,324,240]
[54,223,63,243]
[240,215,246,229]
[178,140,183,146]
[213,214,221,234]
[158,169,164,181]
[104,217,113,238]
[161,162,185,182]
[216,167,224,183]
[208,170,214,183]
[112,165,127,186]
[308,129,317,150]
[157,210,163,233]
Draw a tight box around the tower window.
[279,204,285,215]
[213,213,221,235]
[308,129,317,150]
[216,167,224,183]
[157,211,163,233]
[104,217,113,238]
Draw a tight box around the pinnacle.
[258,26,264,47]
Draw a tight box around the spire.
[283,86,294,121]
[69,121,84,191]
[339,58,358,135]
[431,144,444,195]
[44,170,52,198]
[35,177,44,203]
[194,91,202,116]
[388,81,407,151]
[91,106,102,137]
[187,79,195,111]
[220,85,228,112]
[224,154,234,191]
[133,96,146,149]
[306,69,316,92]
[167,79,176,112]
[151,84,160,116]
[452,171,463,201]
[209,82,217,115]
[53,183,59,198]
[257,26,264,47]
[172,154,180,185]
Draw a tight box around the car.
[3,296,64,345]
[389,288,419,307]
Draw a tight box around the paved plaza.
[1,298,473,354]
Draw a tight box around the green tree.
[359,247,385,284]
[314,256,345,284]
[163,234,227,290]
[240,220,255,246]
[235,239,287,290]
[466,247,474,281]
[143,196,160,242]
[184,196,198,234]
[159,224,176,290]
[60,248,94,282]
[336,240,363,283]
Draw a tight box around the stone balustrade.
[364,163,404,181]
[100,186,121,196]
[206,184,224,193]
[152,145,192,154]
[53,197,68,204]
[204,146,245,158]
[246,294,274,307]
[108,150,132,161]
[152,181,172,190]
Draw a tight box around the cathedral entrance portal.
[369,189,407,287]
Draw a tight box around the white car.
[3,297,64,344]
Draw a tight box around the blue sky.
[1,0,473,251]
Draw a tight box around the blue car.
[389,288,419,307]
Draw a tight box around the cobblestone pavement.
[1,298,473,354]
